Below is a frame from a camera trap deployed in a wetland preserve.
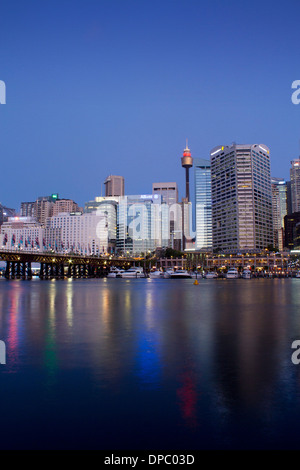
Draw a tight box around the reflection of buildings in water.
[211,282,288,417]
[176,370,198,428]
[6,284,22,370]
[65,279,74,327]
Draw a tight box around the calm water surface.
[0,277,300,449]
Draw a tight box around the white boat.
[149,270,165,279]
[121,267,146,278]
[107,267,125,278]
[242,269,251,279]
[205,271,218,279]
[170,269,192,279]
[226,268,239,279]
[163,269,175,278]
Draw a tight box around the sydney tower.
[181,140,193,202]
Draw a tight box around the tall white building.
[211,143,273,252]
[271,178,287,251]
[290,159,300,213]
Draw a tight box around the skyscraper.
[104,175,125,197]
[194,158,212,251]
[271,178,287,251]
[211,143,273,252]
[290,160,300,213]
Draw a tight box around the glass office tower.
[194,158,212,251]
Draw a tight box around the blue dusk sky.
[1,0,300,209]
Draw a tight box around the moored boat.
[242,269,251,279]
[170,269,192,279]
[149,270,165,279]
[204,271,218,279]
[226,268,239,279]
[107,267,125,278]
[121,267,146,278]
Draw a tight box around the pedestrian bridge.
[0,250,137,279]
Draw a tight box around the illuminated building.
[211,143,273,252]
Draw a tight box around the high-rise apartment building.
[20,202,35,218]
[194,158,212,251]
[290,160,300,213]
[271,178,287,251]
[52,199,81,217]
[211,143,273,252]
[104,175,124,197]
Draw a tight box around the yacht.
[107,267,125,278]
[242,269,251,279]
[226,268,239,279]
[149,270,165,279]
[163,269,175,278]
[121,267,146,278]
[169,269,192,279]
[204,271,218,279]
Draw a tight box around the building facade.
[46,212,110,255]
[290,160,300,213]
[194,158,212,251]
[211,143,273,252]
[0,217,45,251]
[271,178,287,251]
[152,182,178,205]
[104,175,125,197]
[52,199,81,217]
[284,212,300,250]
[116,195,169,255]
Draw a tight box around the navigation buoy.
[193,279,199,285]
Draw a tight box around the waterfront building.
[194,158,212,251]
[104,175,125,197]
[271,178,288,251]
[0,217,45,251]
[46,212,110,255]
[284,211,300,250]
[290,160,300,213]
[210,143,273,252]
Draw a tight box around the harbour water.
[1,277,300,449]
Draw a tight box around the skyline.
[1,0,300,209]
